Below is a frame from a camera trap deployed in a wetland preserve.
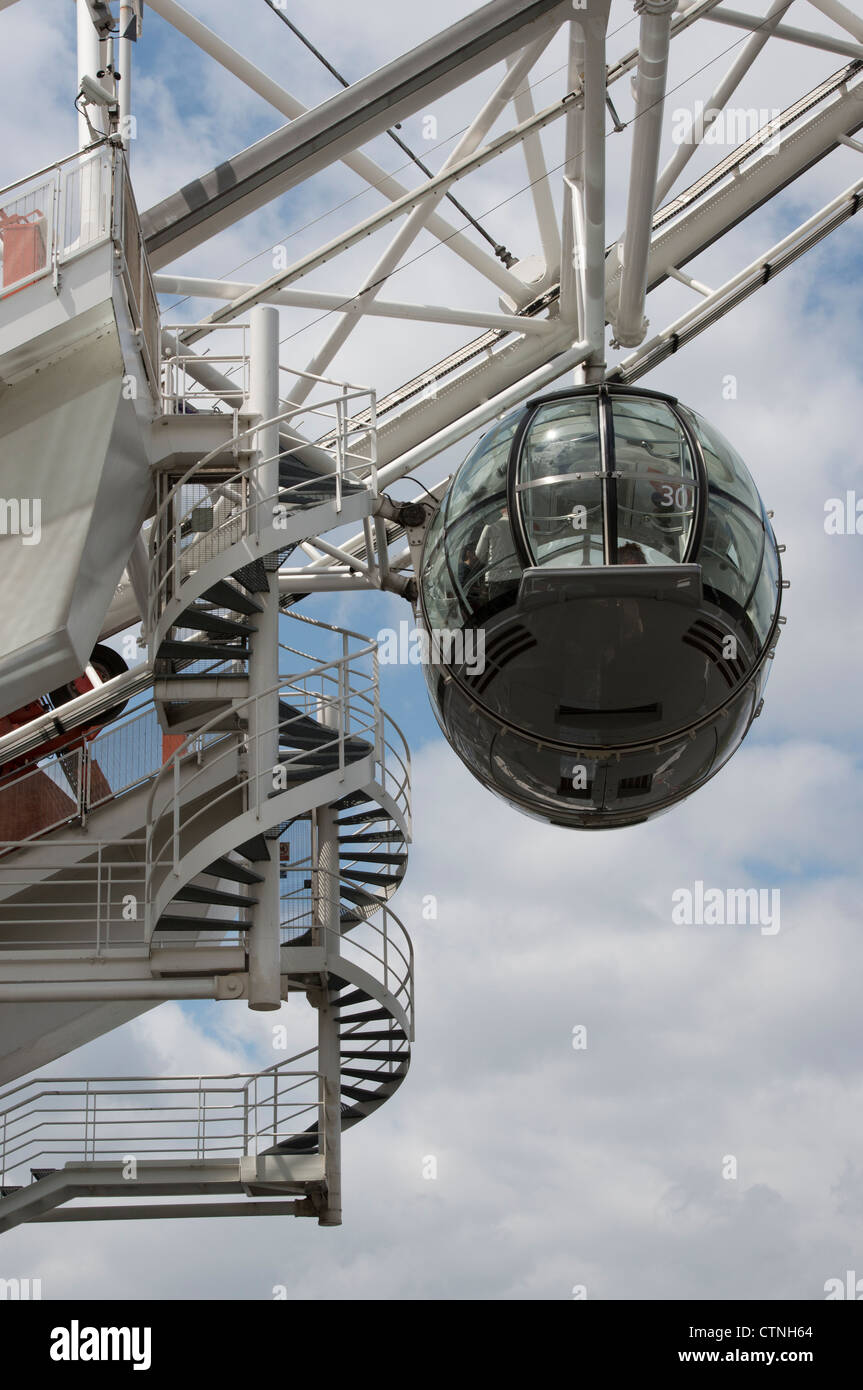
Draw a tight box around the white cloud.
[1,0,861,1301]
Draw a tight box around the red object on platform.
[0,208,47,290]
[161,734,186,763]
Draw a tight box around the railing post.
[373,646,383,773]
[196,1077,203,1160]
[312,693,343,1226]
[172,754,180,875]
[317,1001,342,1227]
[51,169,61,291]
[335,392,344,514]
[95,842,102,956]
[339,636,348,781]
[172,508,181,608]
[247,305,282,1012]
[368,388,378,497]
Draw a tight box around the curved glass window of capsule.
[612,397,699,564]
[518,397,605,565]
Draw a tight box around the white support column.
[655,0,794,207]
[314,702,342,1226]
[559,20,585,330]
[288,28,560,406]
[575,1,611,381]
[76,0,103,150]
[316,978,342,1226]
[615,0,676,348]
[76,1,107,250]
[118,1,136,152]
[247,305,282,1012]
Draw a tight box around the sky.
[0,0,862,1300]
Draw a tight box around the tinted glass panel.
[520,398,601,483]
[701,492,764,615]
[422,533,462,630]
[612,398,698,563]
[746,512,780,645]
[683,408,761,514]
[520,475,604,566]
[446,496,519,616]
[448,414,518,518]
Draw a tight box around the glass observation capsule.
[418,385,783,828]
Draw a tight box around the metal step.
[336,988,372,1008]
[340,868,402,887]
[235,834,271,862]
[232,558,270,593]
[203,856,265,886]
[339,1028,408,1042]
[341,852,407,865]
[333,884,382,909]
[330,791,373,811]
[337,1007,390,1024]
[30,1169,56,1182]
[340,1081,393,1102]
[154,914,250,932]
[336,809,390,825]
[155,672,250,683]
[340,1066,406,1082]
[338,830,403,843]
[339,1049,409,1062]
[158,639,250,663]
[175,884,258,909]
[201,580,264,615]
[175,607,257,638]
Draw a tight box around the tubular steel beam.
[144,0,526,297]
[655,0,795,208]
[141,0,572,267]
[615,0,676,348]
[153,275,554,335]
[692,5,863,57]
[178,86,580,346]
[289,29,559,406]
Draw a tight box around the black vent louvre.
[682,618,746,688]
[557,778,594,800]
[469,624,537,695]
[618,774,653,797]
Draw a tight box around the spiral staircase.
[0,316,414,1234]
